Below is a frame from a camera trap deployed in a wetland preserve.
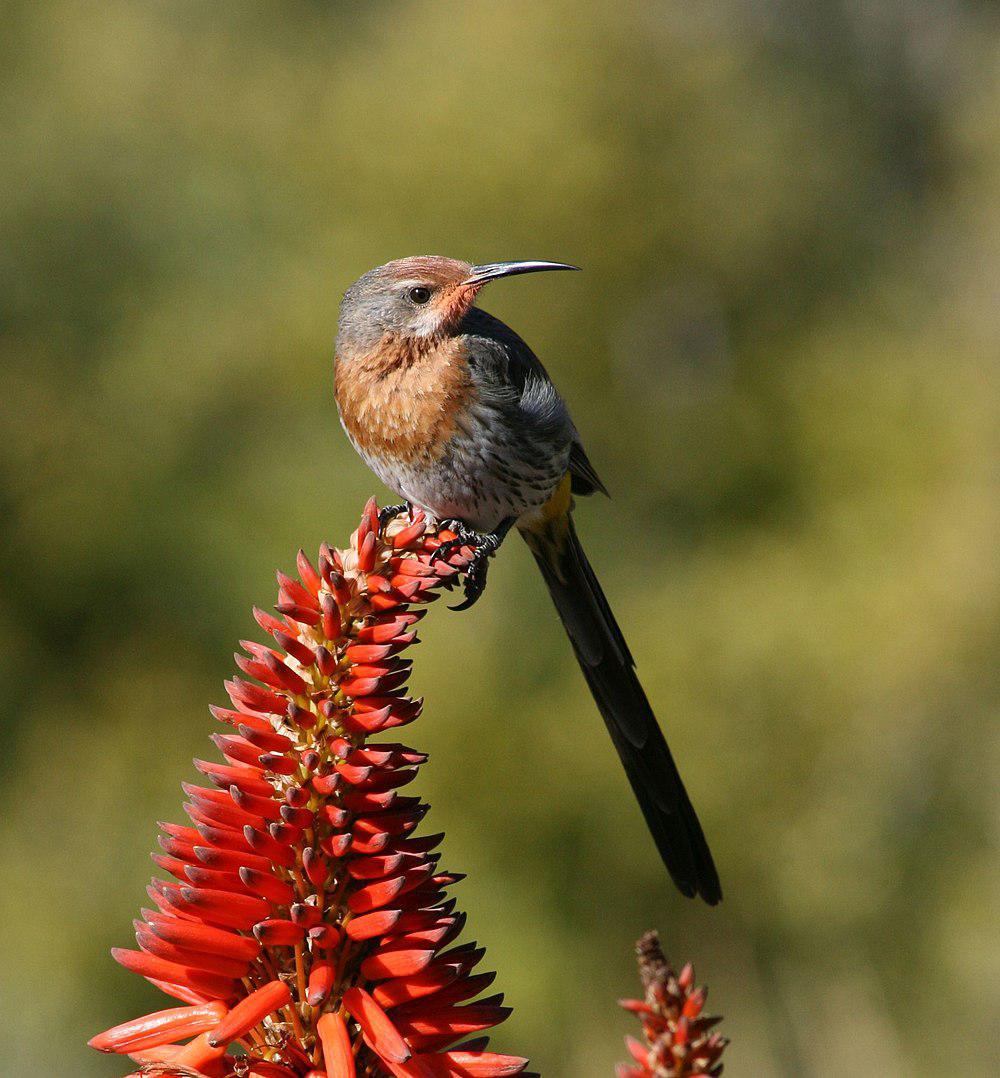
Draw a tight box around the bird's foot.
[428,519,483,567]
[378,502,412,532]
[430,518,514,610]
[449,540,498,611]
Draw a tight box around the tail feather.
[522,514,722,904]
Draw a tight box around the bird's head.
[336,255,578,358]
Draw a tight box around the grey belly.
[359,427,569,533]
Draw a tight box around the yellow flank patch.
[520,473,573,580]
[539,472,572,525]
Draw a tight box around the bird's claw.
[378,503,412,532]
[450,546,493,610]
[427,520,504,611]
[428,520,478,566]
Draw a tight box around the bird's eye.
[408,286,431,304]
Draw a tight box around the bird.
[333,256,721,904]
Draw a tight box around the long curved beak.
[463,260,581,286]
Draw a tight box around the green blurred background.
[1,2,998,1075]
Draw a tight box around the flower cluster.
[617,932,726,1078]
[90,501,531,1078]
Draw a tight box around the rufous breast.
[335,335,475,466]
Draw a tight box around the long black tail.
[521,514,722,904]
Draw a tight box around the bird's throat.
[335,336,475,466]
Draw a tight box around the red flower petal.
[343,986,412,1064]
[306,960,336,1006]
[317,1011,356,1078]
[89,1002,228,1054]
[110,948,237,999]
[253,918,306,946]
[434,1050,529,1076]
[171,1029,229,1069]
[177,886,271,929]
[144,915,261,962]
[208,979,292,1047]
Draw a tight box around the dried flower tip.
[618,931,727,1077]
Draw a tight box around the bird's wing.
[463,306,552,390]
[463,307,608,497]
[568,441,609,497]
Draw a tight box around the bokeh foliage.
[1,2,997,1075]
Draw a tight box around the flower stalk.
[617,932,727,1078]
[90,501,531,1078]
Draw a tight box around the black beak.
[463,260,581,286]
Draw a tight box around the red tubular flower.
[617,932,727,1078]
[90,501,532,1078]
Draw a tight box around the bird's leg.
[430,517,516,611]
[377,502,413,532]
